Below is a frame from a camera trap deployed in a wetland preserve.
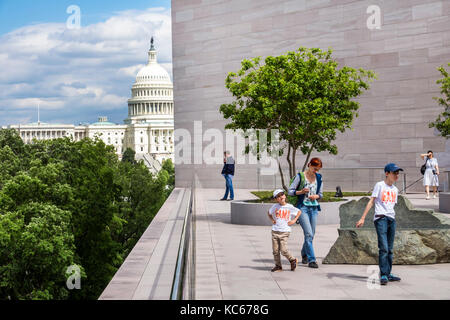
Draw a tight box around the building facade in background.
[4,39,174,170]
[172,0,450,191]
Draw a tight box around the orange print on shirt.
[381,190,396,203]
[276,209,290,221]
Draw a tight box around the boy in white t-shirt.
[268,189,302,272]
[356,163,403,285]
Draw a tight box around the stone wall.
[172,0,450,190]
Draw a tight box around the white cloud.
[0,7,172,126]
[118,64,145,77]
[3,97,65,110]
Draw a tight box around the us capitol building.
[3,38,174,171]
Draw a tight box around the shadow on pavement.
[239,265,271,271]
[326,273,368,283]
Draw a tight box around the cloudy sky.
[0,0,172,126]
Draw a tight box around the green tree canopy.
[0,145,21,188]
[430,63,450,138]
[114,159,171,256]
[220,47,376,189]
[161,158,175,191]
[122,147,136,164]
[0,129,27,156]
[0,203,78,300]
[0,132,174,300]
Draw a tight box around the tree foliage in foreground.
[429,63,450,139]
[220,47,376,189]
[0,129,174,300]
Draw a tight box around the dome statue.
[134,37,172,85]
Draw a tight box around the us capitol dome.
[126,37,174,125]
[5,37,174,172]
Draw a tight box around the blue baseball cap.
[384,163,403,173]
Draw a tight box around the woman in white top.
[420,150,440,199]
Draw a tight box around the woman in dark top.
[220,151,235,201]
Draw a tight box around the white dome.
[134,42,172,86]
[135,63,171,84]
[126,38,174,124]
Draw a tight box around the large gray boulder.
[323,195,450,264]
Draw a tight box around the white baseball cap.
[273,189,285,198]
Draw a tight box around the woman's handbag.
[420,158,428,175]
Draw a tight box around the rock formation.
[323,196,450,264]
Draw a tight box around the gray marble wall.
[172,0,450,192]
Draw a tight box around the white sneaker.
[433,194,437,199]
[426,196,430,200]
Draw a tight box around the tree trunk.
[302,144,315,171]
[286,144,292,179]
[278,160,287,191]
[291,147,297,177]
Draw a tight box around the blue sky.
[0,0,172,126]
[0,0,171,34]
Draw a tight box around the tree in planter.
[220,47,376,190]
[429,63,450,139]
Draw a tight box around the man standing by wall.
[221,151,235,201]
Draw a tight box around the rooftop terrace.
[100,188,450,300]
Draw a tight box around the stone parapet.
[99,188,191,300]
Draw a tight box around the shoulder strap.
[298,172,306,190]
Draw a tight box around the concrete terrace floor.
[194,188,450,300]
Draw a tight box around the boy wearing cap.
[268,189,302,272]
[356,163,403,285]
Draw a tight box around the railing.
[170,182,195,300]
[400,172,421,194]
[400,169,448,193]
[98,187,195,300]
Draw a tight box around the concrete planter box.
[440,192,450,213]
[230,198,355,226]
[230,200,274,226]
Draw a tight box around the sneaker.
[433,194,437,199]
[290,258,298,271]
[380,275,388,285]
[271,265,282,272]
[388,274,401,282]
[220,198,227,201]
[425,196,430,200]
[308,261,319,269]
[301,256,308,264]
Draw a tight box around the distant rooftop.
[90,116,117,126]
